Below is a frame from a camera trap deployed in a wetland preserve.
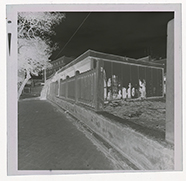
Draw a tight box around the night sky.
[50,12,174,61]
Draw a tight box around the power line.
[54,12,91,59]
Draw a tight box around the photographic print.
[6,4,182,175]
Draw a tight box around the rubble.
[104,99,166,132]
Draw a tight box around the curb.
[18,97,40,102]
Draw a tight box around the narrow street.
[18,99,115,170]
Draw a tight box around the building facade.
[46,56,74,79]
[48,50,164,110]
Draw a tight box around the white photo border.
[6,3,182,176]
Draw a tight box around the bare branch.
[17,12,65,97]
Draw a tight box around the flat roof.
[57,49,164,73]
[51,56,74,63]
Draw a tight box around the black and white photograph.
[6,3,182,177]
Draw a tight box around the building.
[46,56,74,79]
[48,50,164,110]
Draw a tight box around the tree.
[17,12,65,99]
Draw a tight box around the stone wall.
[48,95,174,170]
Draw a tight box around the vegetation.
[17,12,65,99]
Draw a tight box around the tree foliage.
[18,12,64,40]
[17,12,65,99]
[18,37,52,76]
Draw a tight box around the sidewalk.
[18,99,115,170]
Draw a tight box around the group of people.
[104,76,146,101]
[100,67,146,101]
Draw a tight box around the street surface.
[18,99,115,170]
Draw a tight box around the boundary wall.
[47,94,174,170]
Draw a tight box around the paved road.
[18,99,115,170]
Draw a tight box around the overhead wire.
[54,12,91,59]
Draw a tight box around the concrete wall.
[48,95,174,170]
[58,57,92,80]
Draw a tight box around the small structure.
[48,50,164,111]
[46,56,74,79]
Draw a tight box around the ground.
[104,98,166,132]
[18,99,117,170]
[20,85,43,99]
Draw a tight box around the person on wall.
[122,86,127,100]
[139,79,146,99]
[127,83,132,99]
[132,85,135,98]
[117,81,122,99]
[107,78,112,100]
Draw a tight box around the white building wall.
[58,57,92,79]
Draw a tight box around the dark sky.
[50,12,174,61]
